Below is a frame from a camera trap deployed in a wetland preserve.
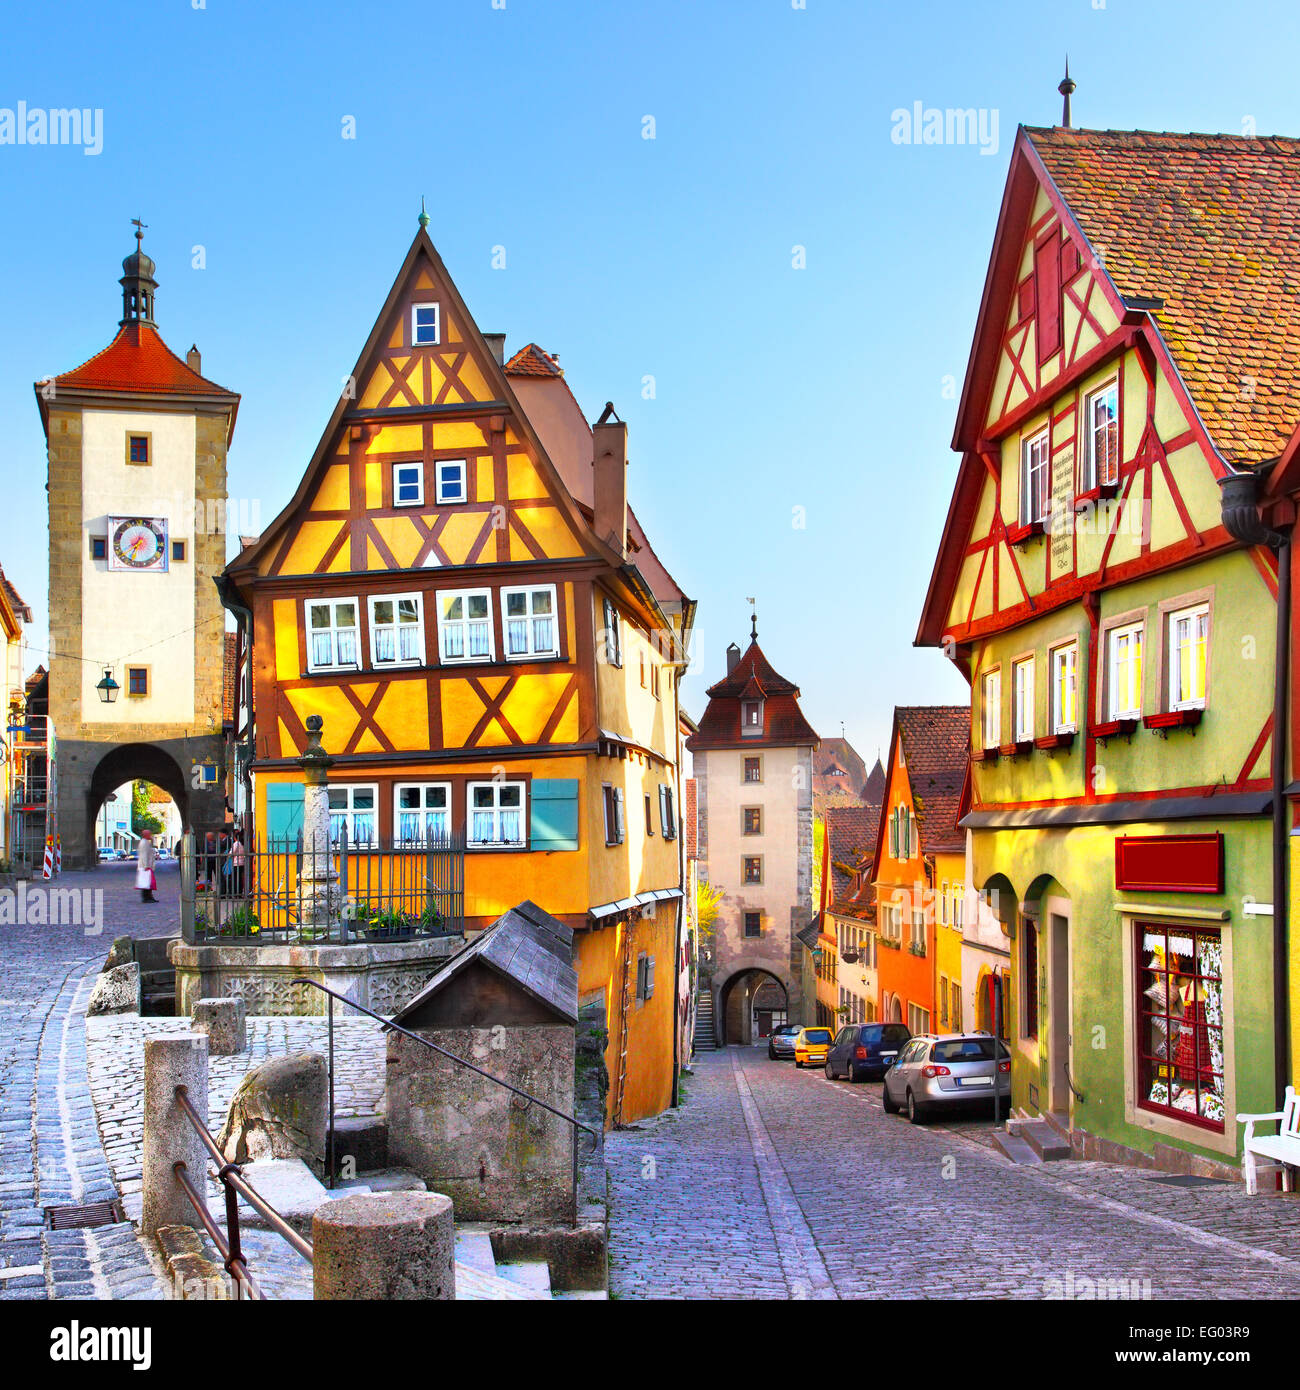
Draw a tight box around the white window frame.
[466,780,527,849]
[368,593,425,668]
[411,302,440,346]
[393,782,452,846]
[392,461,423,508]
[1012,656,1034,743]
[1168,602,1210,710]
[1106,620,1144,720]
[1020,427,1050,526]
[741,700,764,736]
[501,584,559,661]
[306,597,361,673]
[436,588,494,664]
[327,783,379,847]
[1050,641,1079,733]
[1083,378,1120,491]
[982,668,1002,749]
[435,459,467,505]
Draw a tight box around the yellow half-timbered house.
[221,218,696,1125]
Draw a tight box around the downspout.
[1219,471,1291,1109]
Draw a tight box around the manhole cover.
[44,1199,124,1230]
[1145,1175,1229,1188]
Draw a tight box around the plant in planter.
[418,901,445,935]
[220,905,261,937]
[366,907,414,940]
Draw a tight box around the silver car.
[882,1032,1011,1124]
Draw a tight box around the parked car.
[96,846,114,862]
[882,1032,1012,1124]
[768,1023,801,1061]
[793,1026,835,1068]
[825,1022,912,1082]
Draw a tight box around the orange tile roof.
[1027,127,1300,467]
[50,321,235,398]
[895,705,969,856]
[504,342,563,378]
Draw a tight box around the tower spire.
[418,196,430,230]
[1058,59,1077,129]
[746,596,757,642]
[119,218,157,326]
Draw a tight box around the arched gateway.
[36,229,237,868]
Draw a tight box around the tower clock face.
[108,517,168,572]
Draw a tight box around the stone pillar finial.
[297,715,339,932]
[298,715,334,787]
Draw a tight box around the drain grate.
[1145,1174,1229,1189]
[44,1199,124,1230]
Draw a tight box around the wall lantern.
[96,667,120,704]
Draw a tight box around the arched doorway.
[87,744,192,872]
[888,994,903,1024]
[718,967,790,1045]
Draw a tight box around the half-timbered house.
[918,127,1288,1172]
[221,218,696,1125]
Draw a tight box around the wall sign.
[1114,833,1224,894]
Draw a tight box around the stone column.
[142,1034,210,1239]
[297,715,338,933]
[312,1192,455,1300]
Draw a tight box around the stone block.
[222,1157,330,1235]
[328,1116,387,1178]
[104,936,134,971]
[88,962,141,1016]
[313,1192,455,1301]
[191,997,245,1055]
[142,1035,210,1239]
[217,1051,327,1175]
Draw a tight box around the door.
[1047,911,1071,1114]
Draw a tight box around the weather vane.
[131,217,147,245]
[746,596,757,641]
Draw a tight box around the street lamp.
[96,667,120,704]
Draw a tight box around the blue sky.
[3,0,1299,763]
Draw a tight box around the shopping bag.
[135,868,151,890]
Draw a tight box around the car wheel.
[795,1060,803,1069]
[881,1082,899,1114]
[846,1062,858,1084]
[768,1047,776,1060]
[824,1062,835,1079]
[907,1089,927,1125]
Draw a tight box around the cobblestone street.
[607,1047,1300,1300]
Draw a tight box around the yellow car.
[794,1026,835,1068]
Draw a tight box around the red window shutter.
[1035,234,1062,363]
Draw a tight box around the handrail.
[173,1082,313,1298]
[1064,1058,1086,1104]
[291,977,601,1158]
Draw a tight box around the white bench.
[1236,1085,1300,1195]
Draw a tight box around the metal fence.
[180,827,465,945]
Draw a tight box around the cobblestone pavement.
[0,862,178,1300]
[606,1047,1300,1300]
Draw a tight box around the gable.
[236,231,603,582]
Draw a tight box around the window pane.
[309,604,330,629]
[506,592,527,617]
[353,790,374,810]
[328,790,348,809]
[473,787,494,808]
[468,594,488,619]
[532,589,552,614]
[373,600,393,625]
[398,599,419,623]
[336,604,356,627]
[499,786,521,807]
[399,788,420,809]
[443,596,463,621]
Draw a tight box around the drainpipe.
[1219,471,1291,1110]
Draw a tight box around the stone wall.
[385,1023,576,1225]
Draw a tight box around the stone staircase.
[693,989,717,1051]
[991,1109,1073,1165]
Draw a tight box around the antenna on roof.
[746,596,757,642]
[1059,58,1076,129]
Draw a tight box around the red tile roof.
[1027,127,1300,467]
[894,705,969,855]
[504,342,563,378]
[48,321,236,399]
[825,803,882,896]
[686,639,818,751]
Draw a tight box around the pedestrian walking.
[227,829,246,897]
[136,828,158,904]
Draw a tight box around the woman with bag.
[136,828,158,904]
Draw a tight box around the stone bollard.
[312,1192,455,1301]
[142,1034,210,1240]
[191,997,246,1055]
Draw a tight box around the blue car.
[825,1022,912,1082]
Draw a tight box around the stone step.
[1019,1119,1072,1161]
[454,1229,498,1275]
[494,1260,552,1295]
[1041,1109,1072,1142]
[991,1128,1043,1165]
[334,1168,425,1195]
[454,1261,550,1300]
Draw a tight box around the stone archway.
[82,743,196,872]
[718,966,792,1046]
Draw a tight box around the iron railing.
[172,1082,313,1300]
[292,978,600,1193]
[180,827,465,945]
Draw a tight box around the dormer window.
[741,700,764,736]
[412,303,440,346]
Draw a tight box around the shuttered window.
[530,779,579,851]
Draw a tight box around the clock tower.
[36,227,240,869]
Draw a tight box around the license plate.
[958,1076,993,1087]
[881,1051,897,1059]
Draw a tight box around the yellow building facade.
[222,223,695,1125]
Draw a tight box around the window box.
[1006,518,1044,547]
[998,741,1032,758]
[972,746,999,763]
[1143,708,1203,734]
[907,942,927,958]
[1073,482,1119,512]
[879,936,900,951]
[1034,731,1075,751]
[1091,717,1138,740]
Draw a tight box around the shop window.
[1137,922,1225,1131]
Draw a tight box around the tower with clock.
[35,226,241,869]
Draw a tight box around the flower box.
[1006,518,1044,547]
[1034,731,1076,751]
[1143,708,1203,734]
[1090,718,1138,740]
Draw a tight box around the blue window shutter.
[265,783,305,848]
[530,778,579,851]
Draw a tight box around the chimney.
[726,642,741,674]
[483,333,505,366]
[187,344,202,374]
[593,404,627,558]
